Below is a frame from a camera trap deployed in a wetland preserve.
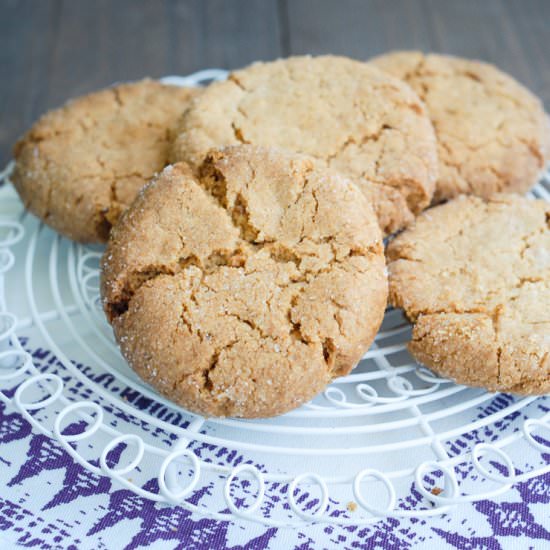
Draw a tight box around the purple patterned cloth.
[1,340,549,550]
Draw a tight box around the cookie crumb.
[430,487,443,496]
[347,501,358,512]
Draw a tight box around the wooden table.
[1,0,549,165]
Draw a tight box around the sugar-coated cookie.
[387,194,550,394]
[371,51,550,202]
[171,55,438,235]
[101,145,388,417]
[13,79,200,242]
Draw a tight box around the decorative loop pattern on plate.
[54,401,105,443]
[0,248,15,273]
[522,418,550,452]
[225,464,266,516]
[414,367,452,385]
[14,373,64,411]
[100,434,145,476]
[288,474,330,520]
[471,443,515,483]
[0,349,32,381]
[387,375,440,397]
[0,220,25,247]
[353,469,396,515]
[0,312,17,343]
[415,461,459,504]
[159,449,201,504]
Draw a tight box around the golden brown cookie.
[387,194,550,394]
[101,145,388,417]
[12,79,200,243]
[370,51,550,203]
[170,55,438,235]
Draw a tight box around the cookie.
[387,194,550,394]
[101,145,388,417]
[370,51,550,203]
[170,55,438,235]
[12,79,200,243]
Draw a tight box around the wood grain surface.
[1,0,549,164]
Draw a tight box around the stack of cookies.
[12,52,550,418]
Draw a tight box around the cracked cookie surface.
[387,194,550,394]
[12,79,200,243]
[170,55,438,236]
[371,51,550,203]
[101,145,388,417]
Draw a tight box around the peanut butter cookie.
[371,51,550,202]
[171,56,438,235]
[13,79,200,243]
[387,194,550,394]
[101,145,388,417]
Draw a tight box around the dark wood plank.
[285,0,550,106]
[283,0,438,58]
[0,0,61,164]
[46,0,173,107]
[2,0,549,167]
[0,0,282,165]
[503,0,550,106]
[39,0,282,105]
[169,0,282,71]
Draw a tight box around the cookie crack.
[108,159,374,327]
[112,87,124,108]
[325,125,394,166]
[197,161,263,242]
[517,136,545,166]
[106,246,251,322]
[228,74,247,92]
[201,340,240,405]
[402,60,546,191]
[405,306,488,323]
[518,220,548,260]
[266,243,301,268]
[270,242,376,284]
[93,154,121,235]
[404,56,428,90]
[287,292,309,345]
[506,352,549,393]
[203,352,219,392]
[21,127,73,146]
[232,193,260,241]
[179,300,195,336]
[414,58,534,112]
[225,312,271,341]
[322,337,337,373]
[171,339,239,399]
[286,287,339,373]
[311,187,321,225]
[43,162,56,221]
[490,306,503,386]
[106,265,177,320]
[231,122,250,145]
[332,309,345,338]
[437,137,475,194]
